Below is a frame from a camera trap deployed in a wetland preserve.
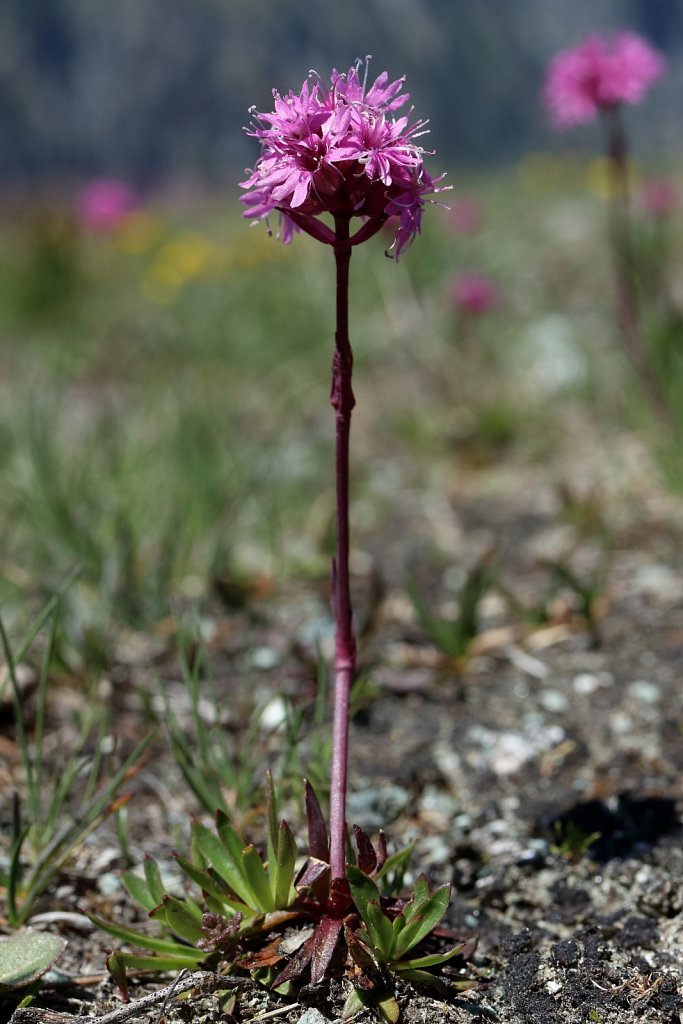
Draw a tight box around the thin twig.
[9,972,257,1024]
[154,968,188,1024]
[249,1003,299,1023]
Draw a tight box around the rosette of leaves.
[93,777,415,1000]
[91,774,301,992]
[343,868,476,1022]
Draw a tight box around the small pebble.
[609,711,633,735]
[628,680,661,705]
[297,1010,331,1024]
[419,834,452,866]
[97,872,121,896]
[246,645,281,670]
[572,672,601,694]
[259,695,288,729]
[538,689,569,713]
[347,785,409,829]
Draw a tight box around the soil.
[2,419,682,1024]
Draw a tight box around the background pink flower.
[77,179,139,233]
[451,272,498,315]
[544,31,665,129]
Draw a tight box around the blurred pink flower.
[451,272,498,315]
[638,178,678,219]
[77,179,139,233]
[446,195,482,235]
[240,60,447,258]
[544,32,665,129]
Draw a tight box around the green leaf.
[342,986,366,1019]
[377,992,401,1024]
[374,842,415,894]
[143,856,166,905]
[391,884,451,960]
[273,819,297,909]
[393,968,449,995]
[342,987,399,1024]
[0,931,66,990]
[108,950,202,974]
[406,874,430,916]
[265,772,279,901]
[347,866,393,958]
[241,845,274,913]
[172,853,253,916]
[215,812,247,865]
[391,944,463,971]
[88,914,204,961]
[105,950,130,1002]
[192,823,252,906]
[121,870,157,913]
[152,895,204,943]
[390,911,406,951]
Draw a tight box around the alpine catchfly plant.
[240,59,447,891]
[96,62,467,1020]
[543,32,665,130]
[544,31,671,423]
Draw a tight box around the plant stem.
[600,106,670,422]
[328,213,356,883]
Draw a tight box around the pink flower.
[451,272,497,315]
[544,31,665,129]
[638,178,678,219]
[240,60,447,258]
[76,179,139,233]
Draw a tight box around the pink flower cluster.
[76,179,139,233]
[240,62,446,257]
[544,31,665,128]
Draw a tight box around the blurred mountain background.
[2,0,682,186]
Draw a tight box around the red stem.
[328,213,356,883]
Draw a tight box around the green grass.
[0,589,153,926]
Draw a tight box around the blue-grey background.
[2,0,682,184]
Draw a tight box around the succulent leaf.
[347,866,393,958]
[88,913,205,961]
[390,884,451,960]
[309,915,342,986]
[143,855,165,905]
[394,967,449,994]
[265,772,279,901]
[121,869,157,913]
[390,944,463,971]
[172,852,252,914]
[192,822,252,905]
[241,844,275,913]
[152,894,204,943]
[216,811,248,864]
[274,818,297,908]
[374,842,415,894]
[0,930,66,990]
[353,825,377,875]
